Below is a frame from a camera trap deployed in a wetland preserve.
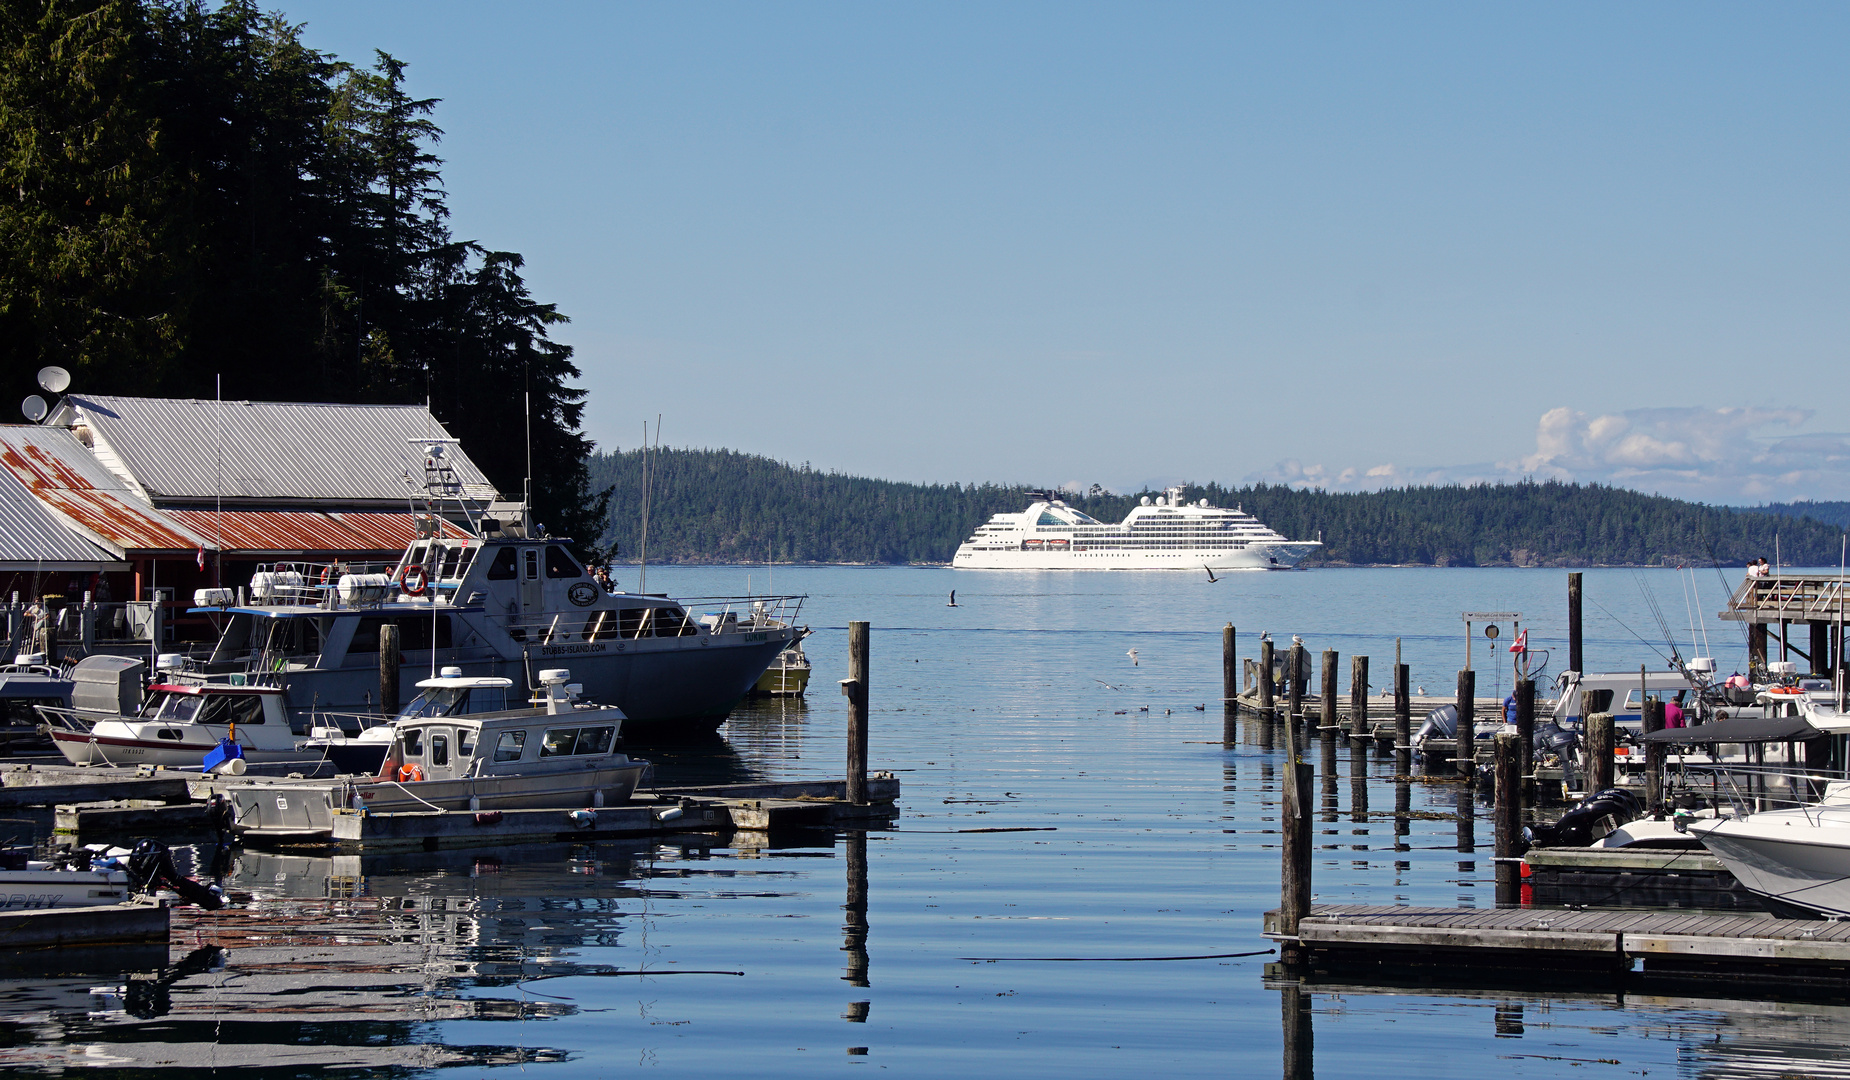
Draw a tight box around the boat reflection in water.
[0,833,837,1072]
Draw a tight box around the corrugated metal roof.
[0,431,124,569]
[65,395,501,505]
[164,510,467,556]
[0,426,203,554]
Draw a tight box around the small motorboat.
[747,641,811,698]
[229,671,649,843]
[40,680,302,767]
[297,668,525,775]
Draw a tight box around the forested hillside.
[587,448,1846,567]
[1747,501,1850,530]
[0,1,602,542]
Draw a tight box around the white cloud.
[1250,405,1850,503]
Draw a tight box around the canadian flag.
[1509,628,1527,653]
[195,545,206,570]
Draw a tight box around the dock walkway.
[1266,903,1850,985]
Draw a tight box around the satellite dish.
[20,396,47,423]
[36,367,70,394]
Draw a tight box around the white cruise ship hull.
[952,542,1318,571]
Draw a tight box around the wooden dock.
[1266,903,1850,986]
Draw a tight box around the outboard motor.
[125,839,224,910]
[1532,720,1579,758]
[1526,788,1644,848]
[1412,704,1458,752]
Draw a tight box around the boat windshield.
[154,694,201,722]
[396,685,510,720]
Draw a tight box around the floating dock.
[0,901,168,951]
[1266,904,1850,986]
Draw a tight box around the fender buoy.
[397,763,424,783]
[401,565,428,597]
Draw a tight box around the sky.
[279,2,1850,504]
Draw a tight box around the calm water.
[3,566,1845,1078]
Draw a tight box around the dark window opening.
[545,545,583,578]
[485,547,518,580]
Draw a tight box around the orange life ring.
[401,565,428,596]
[1770,686,1803,695]
[319,565,333,586]
[397,763,424,783]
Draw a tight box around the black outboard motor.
[125,839,224,910]
[1526,788,1644,848]
[1414,704,1458,747]
[1532,720,1579,757]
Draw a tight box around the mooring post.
[1279,714,1313,942]
[843,829,869,988]
[1586,710,1615,793]
[1258,638,1276,720]
[1394,663,1411,771]
[1222,623,1237,706]
[1642,698,1666,817]
[1349,655,1369,739]
[1286,642,1304,723]
[1567,571,1583,676]
[1320,650,1338,735]
[1493,732,1524,906]
[1455,669,1476,781]
[378,623,401,714]
[845,621,870,804]
[1514,678,1536,803]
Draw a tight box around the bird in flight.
[1127,648,1140,666]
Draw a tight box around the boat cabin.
[138,683,288,730]
[395,674,515,721]
[384,709,624,783]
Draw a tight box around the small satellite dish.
[21,396,47,423]
[36,367,70,394]
[1484,624,1501,640]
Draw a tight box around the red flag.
[195,545,205,570]
[1509,628,1527,653]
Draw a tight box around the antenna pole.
[214,374,223,587]
[524,386,533,533]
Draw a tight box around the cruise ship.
[951,488,1320,571]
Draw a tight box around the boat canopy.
[1638,714,1822,744]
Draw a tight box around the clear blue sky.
[281,2,1850,504]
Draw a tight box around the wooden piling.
[843,830,869,987]
[1455,669,1476,780]
[1586,711,1615,793]
[1287,642,1304,722]
[1394,663,1411,771]
[1748,623,1768,673]
[1349,655,1369,738]
[1514,679,1535,802]
[1258,638,1276,719]
[379,623,401,714]
[1812,621,1832,676]
[1320,650,1338,733]
[846,621,870,805]
[1642,698,1665,816]
[1222,624,1237,705]
[1567,572,1583,675]
[1279,706,1313,942]
[1494,732,1523,905]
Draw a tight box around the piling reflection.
[1349,745,1370,830]
[1279,978,1314,1080]
[842,830,869,990]
[1319,733,1339,823]
[1394,778,1412,853]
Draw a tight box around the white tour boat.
[951,488,1319,571]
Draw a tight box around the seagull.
[1204,566,1219,583]
[1092,678,1124,691]
[1127,648,1140,666]
[1417,686,1426,695]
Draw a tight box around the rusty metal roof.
[60,395,501,506]
[0,430,124,569]
[164,510,467,556]
[0,426,202,555]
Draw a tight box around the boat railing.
[491,594,807,645]
[1666,760,1848,820]
[676,593,807,631]
[243,560,400,607]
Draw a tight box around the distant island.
[586,448,1846,568]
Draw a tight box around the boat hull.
[49,724,305,767]
[1688,813,1850,916]
[229,762,650,842]
[0,870,130,910]
[950,542,1320,571]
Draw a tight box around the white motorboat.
[40,681,301,767]
[296,668,524,775]
[952,487,1319,571]
[1687,782,1850,916]
[0,866,129,909]
[228,674,648,842]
